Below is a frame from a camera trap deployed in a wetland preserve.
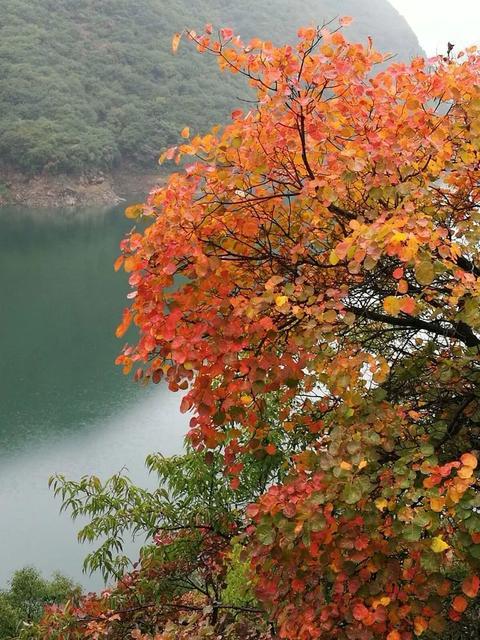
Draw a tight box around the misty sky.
[389,0,480,55]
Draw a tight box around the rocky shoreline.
[0,169,163,208]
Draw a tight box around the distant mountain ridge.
[0,0,423,175]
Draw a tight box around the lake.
[0,204,187,590]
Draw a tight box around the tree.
[0,568,80,639]
[44,19,480,639]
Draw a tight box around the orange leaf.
[114,256,124,272]
[124,256,138,273]
[462,575,480,598]
[460,453,477,468]
[437,579,451,596]
[400,296,416,315]
[115,309,132,338]
[413,616,428,635]
[430,496,445,512]
[171,32,182,53]
[452,595,468,613]
[339,16,353,26]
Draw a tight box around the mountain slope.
[0,0,423,174]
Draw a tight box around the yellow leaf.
[431,536,450,553]
[329,250,340,265]
[358,460,368,470]
[375,498,388,511]
[240,394,253,405]
[415,260,435,285]
[125,204,143,219]
[392,231,408,242]
[275,295,288,307]
[344,312,356,325]
[447,487,461,504]
[458,466,474,479]
[383,296,401,316]
[323,309,337,323]
[340,461,352,471]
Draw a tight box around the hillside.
[0,0,423,176]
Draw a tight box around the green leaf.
[341,484,362,505]
[256,523,276,546]
[413,511,432,528]
[402,524,422,541]
[421,550,441,572]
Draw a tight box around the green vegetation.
[0,568,80,639]
[0,0,422,174]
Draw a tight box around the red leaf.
[220,28,234,40]
[400,296,416,315]
[246,503,260,518]
[352,603,369,621]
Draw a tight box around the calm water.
[0,205,187,589]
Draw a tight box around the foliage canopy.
[39,20,480,640]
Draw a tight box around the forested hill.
[0,0,423,175]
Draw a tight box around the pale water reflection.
[0,205,187,589]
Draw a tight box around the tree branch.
[346,305,480,347]
[436,394,476,448]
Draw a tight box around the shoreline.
[0,168,163,209]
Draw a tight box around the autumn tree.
[40,19,480,640]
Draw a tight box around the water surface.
[0,205,187,589]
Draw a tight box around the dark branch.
[436,394,476,448]
[346,305,480,347]
[456,255,480,278]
